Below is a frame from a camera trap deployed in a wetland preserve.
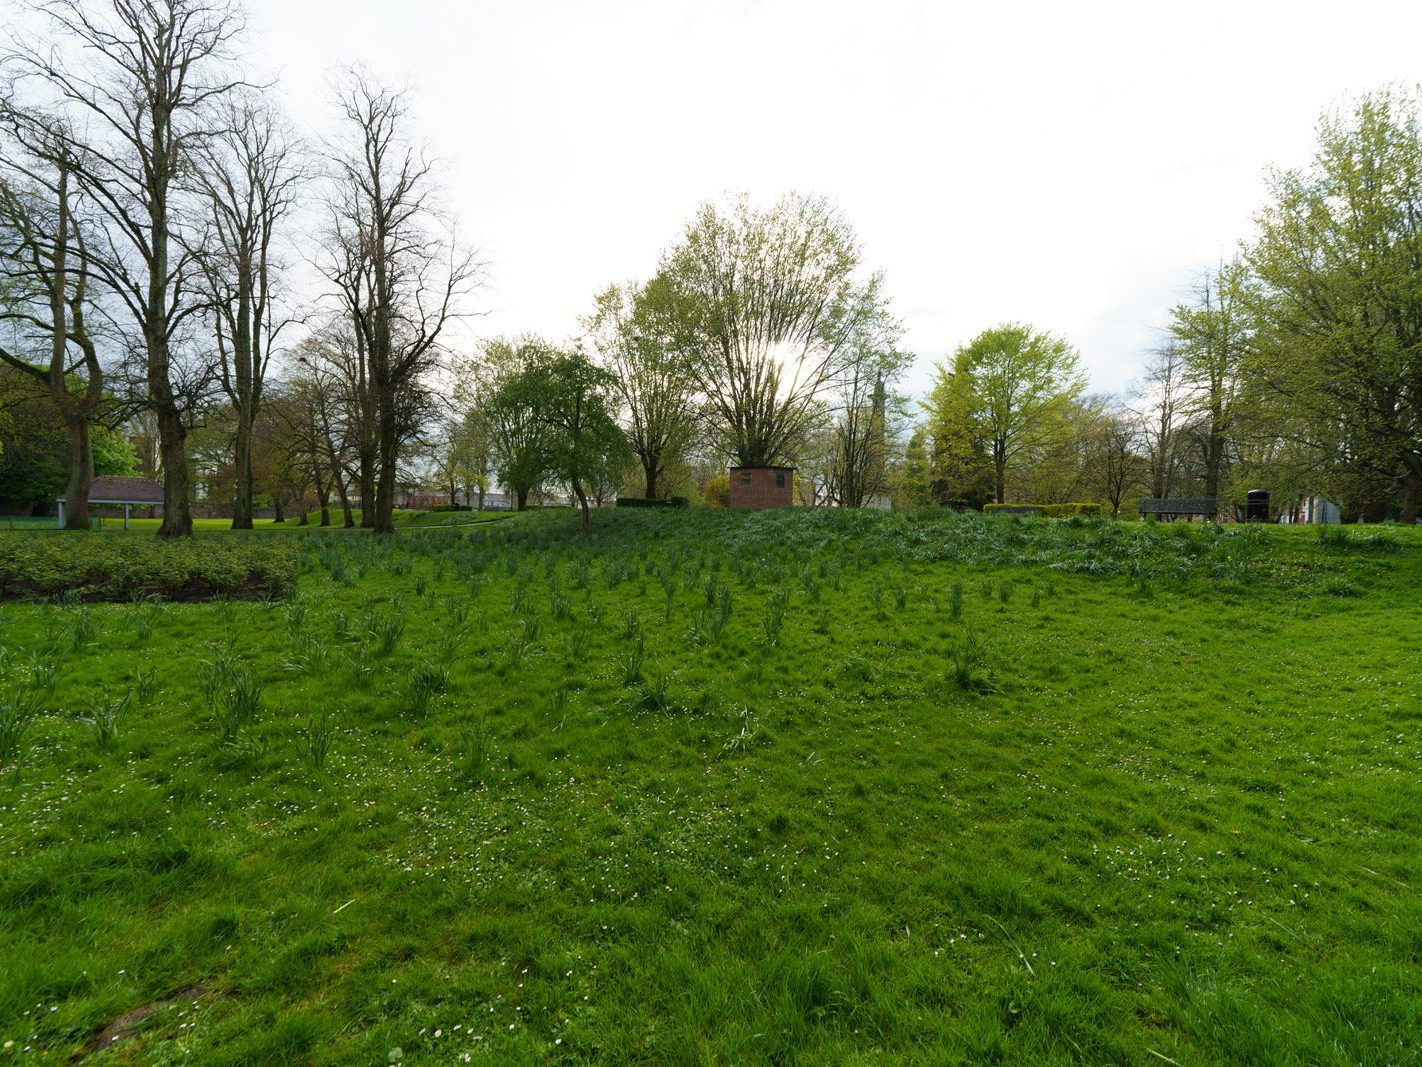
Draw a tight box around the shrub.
[0,533,297,602]
[615,497,688,509]
[982,502,1102,518]
[704,475,730,510]
[1042,502,1103,518]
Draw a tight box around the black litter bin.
[1245,489,1269,522]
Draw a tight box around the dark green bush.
[0,533,298,601]
[616,497,687,509]
[983,502,1102,518]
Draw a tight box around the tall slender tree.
[583,278,698,499]
[7,0,249,536]
[1170,258,1253,502]
[825,313,910,508]
[0,116,110,528]
[1131,341,1189,499]
[322,73,477,533]
[192,97,301,528]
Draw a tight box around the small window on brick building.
[774,471,786,488]
[740,474,753,487]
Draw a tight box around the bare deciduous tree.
[0,111,110,528]
[191,96,302,529]
[6,0,249,536]
[1086,405,1146,516]
[824,312,910,508]
[1132,341,1189,499]
[321,73,478,534]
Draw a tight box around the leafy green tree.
[479,337,554,511]
[890,426,933,511]
[583,279,700,500]
[928,326,1085,504]
[1247,88,1422,521]
[1170,258,1254,500]
[653,193,886,468]
[922,353,995,507]
[492,348,628,531]
[0,366,134,511]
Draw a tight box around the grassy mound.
[0,532,298,601]
[0,510,1418,1062]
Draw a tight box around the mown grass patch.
[0,510,1419,1063]
[0,533,298,602]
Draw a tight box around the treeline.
[1,1,1416,531]
[0,1,473,534]
[899,89,1422,522]
[0,0,905,538]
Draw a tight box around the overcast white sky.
[234,0,1422,401]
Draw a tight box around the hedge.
[983,504,1044,516]
[983,502,1103,518]
[615,497,691,509]
[1042,502,1103,517]
[0,533,298,602]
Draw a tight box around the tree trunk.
[516,486,529,511]
[1399,470,1421,524]
[373,398,398,534]
[62,416,94,531]
[232,417,254,529]
[358,448,376,528]
[328,449,354,528]
[313,463,331,526]
[155,405,192,538]
[643,458,658,500]
[335,473,354,529]
[574,481,590,532]
[273,496,285,523]
[477,485,485,511]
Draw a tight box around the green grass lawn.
[1,510,1419,1063]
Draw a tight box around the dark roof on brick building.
[74,476,165,504]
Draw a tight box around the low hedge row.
[615,497,691,509]
[0,533,298,601]
[983,502,1103,517]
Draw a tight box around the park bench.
[1138,497,1217,521]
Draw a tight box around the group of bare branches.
[0,0,475,534]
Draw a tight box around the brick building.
[728,466,794,511]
